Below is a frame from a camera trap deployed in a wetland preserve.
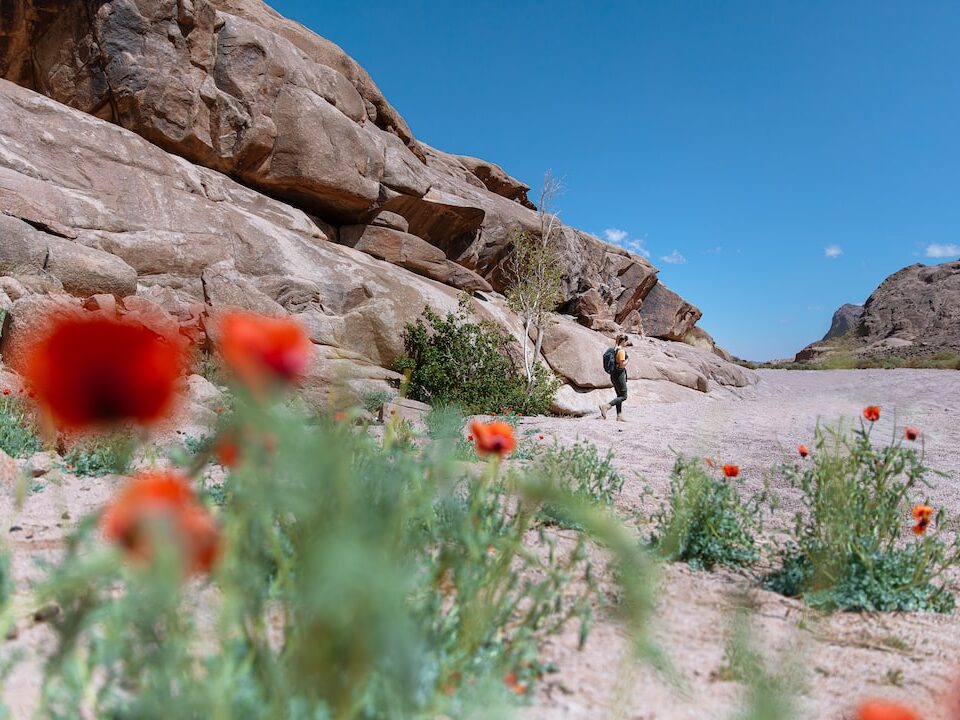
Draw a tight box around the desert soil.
[3,369,960,718]
[519,369,960,720]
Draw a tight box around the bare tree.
[504,172,565,393]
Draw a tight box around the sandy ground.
[2,369,959,718]
[518,369,960,720]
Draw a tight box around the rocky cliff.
[795,261,960,363]
[0,0,754,412]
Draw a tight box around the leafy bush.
[534,441,624,528]
[30,400,653,718]
[0,393,42,458]
[765,420,959,612]
[62,437,132,477]
[650,457,760,570]
[395,297,560,416]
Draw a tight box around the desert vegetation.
[1,308,955,720]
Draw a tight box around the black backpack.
[602,347,617,374]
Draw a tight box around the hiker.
[600,334,630,422]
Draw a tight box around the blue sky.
[272,0,960,360]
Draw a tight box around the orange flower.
[705,458,716,468]
[912,504,933,535]
[333,411,348,422]
[798,444,810,458]
[502,671,527,695]
[100,471,220,574]
[214,435,241,468]
[863,406,881,422]
[24,314,183,429]
[470,420,516,458]
[904,426,919,442]
[856,700,919,720]
[722,464,740,478]
[218,312,311,392]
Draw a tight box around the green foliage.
[395,297,560,416]
[765,420,960,612]
[651,457,760,571]
[535,441,624,529]
[0,393,42,459]
[62,436,132,478]
[31,397,654,718]
[360,389,394,415]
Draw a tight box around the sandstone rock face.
[857,262,960,352]
[0,1,756,406]
[0,0,677,329]
[822,303,864,341]
[639,283,702,341]
[794,261,960,362]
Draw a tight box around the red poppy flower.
[904,427,919,442]
[863,406,881,422]
[25,314,184,429]
[1,389,9,396]
[333,411,348,423]
[856,700,919,720]
[470,420,516,458]
[100,471,220,574]
[218,312,312,392]
[538,434,545,440]
[912,504,933,535]
[502,671,527,696]
[798,444,810,458]
[214,436,241,469]
[722,464,740,478]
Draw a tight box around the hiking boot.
[616,414,626,423]
[598,403,608,420]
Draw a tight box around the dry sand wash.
[2,369,960,718]
[520,369,960,720]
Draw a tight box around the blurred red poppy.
[25,314,184,429]
[218,311,311,392]
[100,471,220,575]
[863,406,881,422]
[722,464,740,478]
[470,420,516,458]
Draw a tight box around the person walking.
[599,333,630,422]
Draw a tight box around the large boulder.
[639,283,702,341]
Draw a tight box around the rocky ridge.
[795,261,960,363]
[0,0,755,414]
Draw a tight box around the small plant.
[0,392,42,458]
[765,414,959,612]
[395,296,560,416]
[535,441,624,528]
[650,457,760,570]
[62,437,132,477]
[360,389,394,415]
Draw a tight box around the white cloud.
[660,250,687,265]
[602,227,650,257]
[705,246,722,254]
[603,228,628,244]
[824,245,843,259]
[925,243,960,259]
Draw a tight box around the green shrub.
[765,420,959,612]
[32,397,653,718]
[395,297,560,416]
[62,437,132,477]
[0,393,42,459]
[650,457,760,570]
[535,441,624,528]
